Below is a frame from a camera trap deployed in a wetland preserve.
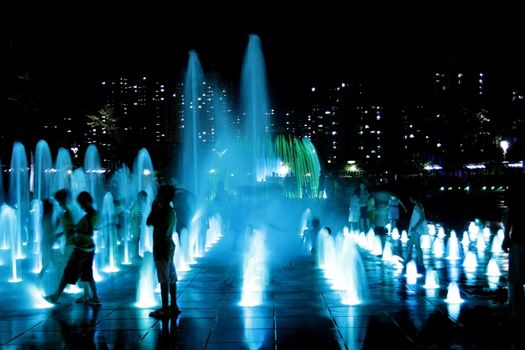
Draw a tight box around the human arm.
[408,204,426,232]
[146,199,159,226]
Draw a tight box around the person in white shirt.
[405,195,427,272]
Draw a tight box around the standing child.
[45,191,100,305]
[147,184,179,318]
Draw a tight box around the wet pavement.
[0,233,522,349]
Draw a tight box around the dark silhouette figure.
[147,184,179,318]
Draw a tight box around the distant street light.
[500,140,509,160]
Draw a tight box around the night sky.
[3,6,525,112]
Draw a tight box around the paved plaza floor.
[0,233,522,349]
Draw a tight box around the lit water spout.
[136,252,158,308]
[34,140,53,200]
[491,235,502,255]
[486,258,501,277]
[463,251,478,273]
[445,282,464,303]
[240,229,267,307]
[241,35,271,185]
[423,269,440,289]
[9,142,29,259]
[1,204,22,282]
[28,284,53,309]
[101,192,119,273]
[405,260,422,284]
[31,199,43,273]
[180,51,205,198]
[205,214,223,250]
[446,230,460,260]
[341,237,369,305]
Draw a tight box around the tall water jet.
[135,251,158,308]
[109,166,132,264]
[31,199,43,273]
[0,204,21,282]
[9,142,29,259]
[341,237,369,305]
[180,51,205,199]
[133,149,156,256]
[240,229,267,307]
[84,144,104,209]
[34,140,53,200]
[101,192,119,273]
[71,168,88,221]
[54,148,73,194]
[240,34,272,184]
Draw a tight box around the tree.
[86,105,121,163]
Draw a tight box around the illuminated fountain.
[84,144,104,209]
[0,204,21,282]
[53,147,73,194]
[423,269,440,289]
[463,251,478,273]
[100,192,119,273]
[446,230,460,260]
[445,281,464,304]
[133,149,156,257]
[240,229,267,307]
[9,142,29,260]
[341,237,369,305]
[135,252,157,308]
[34,140,53,200]
[405,260,422,284]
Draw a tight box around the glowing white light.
[445,282,464,304]
[500,140,509,153]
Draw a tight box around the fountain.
[445,281,464,303]
[240,229,267,307]
[34,140,53,200]
[0,204,21,282]
[54,147,73,194]
[135,252,158,308]
[486,258,501,277]
[9,142,29,259]
[100,192,119,273]
[84,144,104,209]
[180,51,206,199]
[423,269,440,289]
[446,230,460,260]
[405,260,422,284]
[341,237,369,305]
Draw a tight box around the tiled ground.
[0,234,522,349]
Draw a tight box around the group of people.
[41,184,184,319]
[348,182,408,234]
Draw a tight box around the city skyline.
[4,7,525,111]
[2,8,525,174]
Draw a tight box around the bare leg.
[160,282,169,311]
[88,280,99,300]
[169,283,178,311]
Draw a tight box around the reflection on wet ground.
[0,230,522,349]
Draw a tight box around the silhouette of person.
[147,184,179,318]
[130,190,148,262]
[38,199,59,280]
[405,195,428,272]
[45,191,101,305]
[54,189,74,262]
